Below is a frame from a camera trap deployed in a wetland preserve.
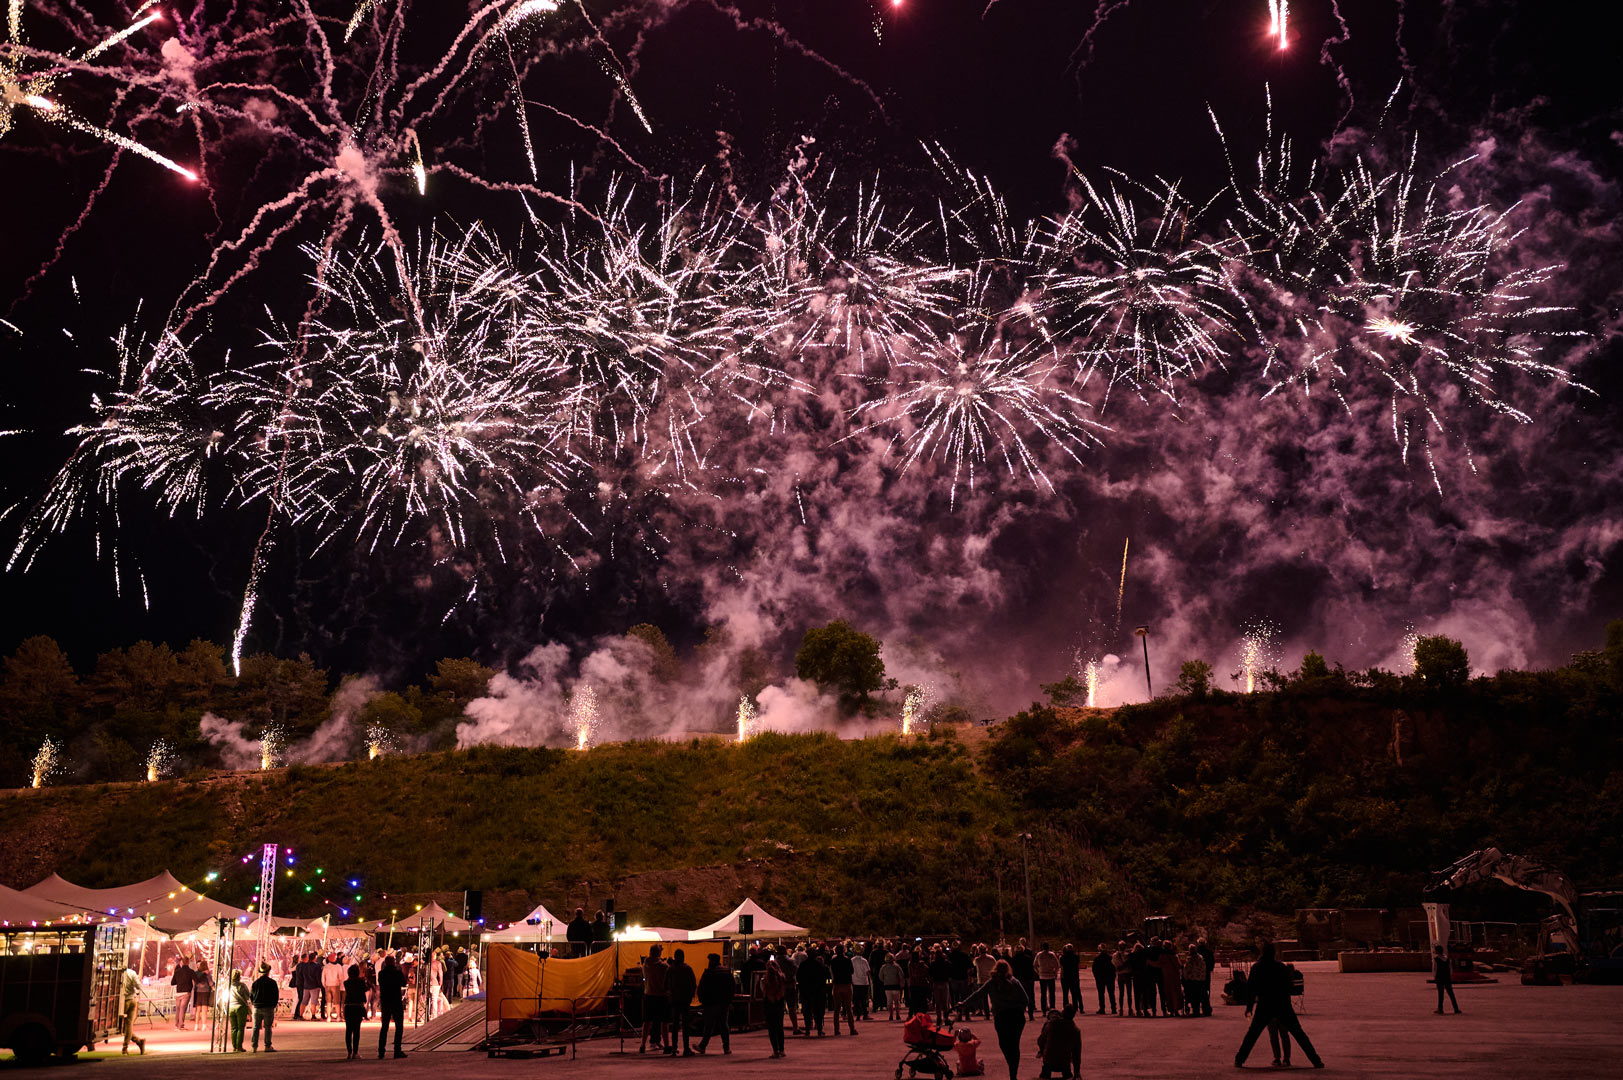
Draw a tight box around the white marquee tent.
[689,898,808,940]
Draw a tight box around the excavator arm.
[1427,847,1581,956]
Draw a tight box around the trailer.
[0,924,126,1065]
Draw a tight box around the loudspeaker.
[738,913,754,934]
[464,890,483,922]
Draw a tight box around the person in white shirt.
[322,955,345,1021]
[850,947,872,1019]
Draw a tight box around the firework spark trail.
[1267,1,1289,50]
[31,734,62,787]
[1116,536,1129,627]
[570,683,599,749]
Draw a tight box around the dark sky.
[1,1,1620,703]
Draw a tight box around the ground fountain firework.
[145,739,172,782]
[735,696,756,742]
[570,684,599,750]
[1235,620,1281,693]
[365,724,396,760]
[30,734,61,788]
[259,724,286,771]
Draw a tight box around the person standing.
[378,952,408,1059]
[763,955,789,1058]
[1129,942,1153,1017]
[1112,943,1133,1018]
[1011,941,1037,1020]
[190,960,214,1031]
[296,952,320,1019]
[1088,944,1114,1014]
[343,963,368,1060]
[1197,938,1216,1017]
[1155,942,1184,1017]
[115,962,146,1055]
[667,947,697,1056]
[956,959,1031,1080]
[1181,946,1207,1017]
[949,940,974,1013]
[170,958,195,1030]
[227,968,249,1051]
[973,945,998,1019]
[907,949,931,1018]
[250,962,279,1052]
[1432,945,1462,1014]
[639,944,669,1053]
[929,946,955,1027]
[1059,944,1082,1012]
[591,910,610,952]
[797,948,828,1036]
[696,954,734,1055]
[879,952,904,1021]
[323,953,344,1021]
[567,907,592,957]
[851,943,873,1020]
[1234,943,1323,1069]
[830,943,858,1035]
[363,955,379,1019]
[1034,943,1060,1013]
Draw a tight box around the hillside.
[3,663,1621,940]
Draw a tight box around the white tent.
[614,925,691,943]
[689,899,807,940]
[377,902,472,934]
[481,903,566,943]
[0,884,107,929]
[23,871,257,933]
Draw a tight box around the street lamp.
[1134,625,1152,698]
[1018,832,1035,945]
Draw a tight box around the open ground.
[9,964,1620,1079]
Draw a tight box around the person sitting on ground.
[954,1027,986,1077]
[1036,1005,1082,1080]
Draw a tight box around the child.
[954,1027,986,1076]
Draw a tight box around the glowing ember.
[570,685,600,750]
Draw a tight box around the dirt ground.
[8,962,1620,1078]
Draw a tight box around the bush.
[1177,661,1213,699]
[1414,636,1470,689]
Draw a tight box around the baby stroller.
[897,1013,955,1080]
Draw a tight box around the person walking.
[170,958,195,1030]
[955,959,1031,1080]
[1034,944,1060,1013]
[830,943,858,1035]
[1112,943,1133,1018]
[227,969,250,1051]
[250,962,279,1053]
[667,947,696,1056]
[1432,945,1462,1014]
[343,963,368,1060]
[696,954,734,1055]
[639,944,669,1053]
[378,952,408,1059]
[879,952,904,1021]
[116,962,146,1055]
[763,955,789,1058]
[797,947,828,1036]
[1234,943,1323,1069]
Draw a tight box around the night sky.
[1,1,1620,724]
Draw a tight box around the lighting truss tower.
[258,843,278,970]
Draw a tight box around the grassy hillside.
[4,666,1621,940]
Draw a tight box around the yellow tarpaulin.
[485,944,620,1021]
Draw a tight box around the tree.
[795,620,885,710]
[1176,660,1213,699]
[626,625,681,683]
[427,658,496,703]
[1296,651,1331,681]
[1040,674,1085,707]
[1606,619,1623,685]
[1413,635,1470,689]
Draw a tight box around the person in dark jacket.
[171,959,195,1029]
[1129,943,1154,1017]
[1059,944,1081,1012]
[956,959,1031,1080]
[1088,944,1114,1014]
[639,945,669,1053]
[830,943,858,1035]
[762,956,789,1058]
[1234,943,1323,1069]
[566,908,592,957]
[696,954,735,1054]
[591,910,610,950]
[797,949,828,1035]
[1432,945,1462,1014]
[378,953,409,1059]
[666,948,697,1056]
[1197,938,1216,1018]
[250,963,279,1052]
[1037,1005,1082,1079]
[1010,943,1037,1020]
[343,964,368,1060]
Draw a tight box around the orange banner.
[485,945,620,1020]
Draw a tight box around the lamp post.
[1134,625,1152,698]
[1019,832,1035,945]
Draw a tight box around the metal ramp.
[402,998,487,1052]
